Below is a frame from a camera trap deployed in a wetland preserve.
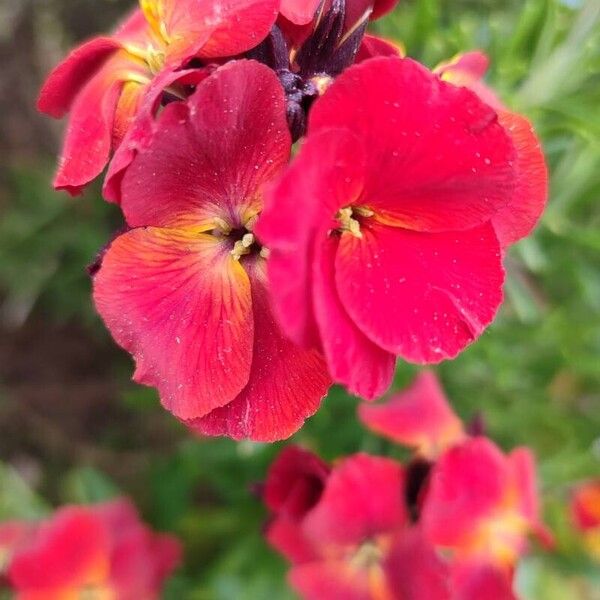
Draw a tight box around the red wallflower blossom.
[93,60,330,441]
[5,499,180,600]
[257,56,547,400]
[358,371,466,459]
[37,0,278,194]
[571,480,600,561]
[421,437,548,569]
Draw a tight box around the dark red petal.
[492,111,548,247]
[335,221,504,363]
[358,371,465,457]
[265,446,330,519]
[256,127,365,349]
[120,60,290,228]
[385,529,451,600]
[37,37,120,118]
[93,227,254,421]
[313,234,396,399]
[303,453,408,546]
[188,261,331,442]
[310,57,517,233]
[371,0,400,20]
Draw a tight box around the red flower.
[93,60,330,441]
[571,480,600,561]
[257,56,547,399]
[420,437,549,569]
[6,499,180,600]
[37,0,278,195]
[358,371,466,459]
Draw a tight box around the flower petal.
[280,0,322,25]
[119,60,290,228]
[492,111,548,247]
[37,37,120,118]
[385,529,451,600]
[355,33,405,63]
[289,561,374,600]
[256,127,365,349]
[188,261,331,441]
[303,453,408,546]
[313,234,396,399]
[309,57,516,233]
[358,371,465,458]
[266,518,321,564]
[264,446,330,519]
[335,221,504,363]
[93,227,254,421]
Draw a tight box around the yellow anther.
[231,233,255,260]
[311,74,334,96]
[260,247,271,259]
[212,217,232,236]
[244,214,259,232]
[337,207,362,238]
[145,45,166,74]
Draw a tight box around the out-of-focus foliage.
[0,0,599,598]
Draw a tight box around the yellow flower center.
[336,206,374,238]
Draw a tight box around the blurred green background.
[0,0,599,598]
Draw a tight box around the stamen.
[336,206,373,238]
[244,214,259,232]
[260,247,271,259]
[212,217,232,236]
[231,233,255,260]
[311,74,333,96]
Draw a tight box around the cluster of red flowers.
[262,372,553,600]
[38,0,547,442]
[0,499,180,599]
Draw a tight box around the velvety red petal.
[371,0,400,19]
[119,60,290,228]
[280,0,322,25]
[492,111,548,247]
[37,37,120,118]
[385,529,451,600]
[266,518,321,564]
[358,371,465,458]
[289,561,375,600]
[309,57,516,233]
[9,508,109,592]
[313,234,396,399]
[355,34,405,63]
[52,65,125,195]
[93,227,254,421]
[335,221,504,363]
[421,437,509,549]
[265,446,330,519]
[303,453,408,546]
[188,260,330,442]
[256,128,364,349]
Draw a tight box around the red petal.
[266,518,321,564]
[371,0,400,20]
[335,221,504,363]
[9,508,109,592]
[421,438,510,551]
[572,480,600,531]
[264,446,330,519]
[492,111,548,247]
[52,63,126,195]
[93,227,254,421]
[256,128,363,349]
[119,60,290,228]
[358,371,465,458]
[452,562,517,600]
[303,453,408,546]
[385,529,451,600]
[289,561,374,600]
[37,37,120,118]
[280,0,322,25]
[313,234,396,399]
[309,57,516,233]
[355,34,405,63]
[187,261,331,441]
